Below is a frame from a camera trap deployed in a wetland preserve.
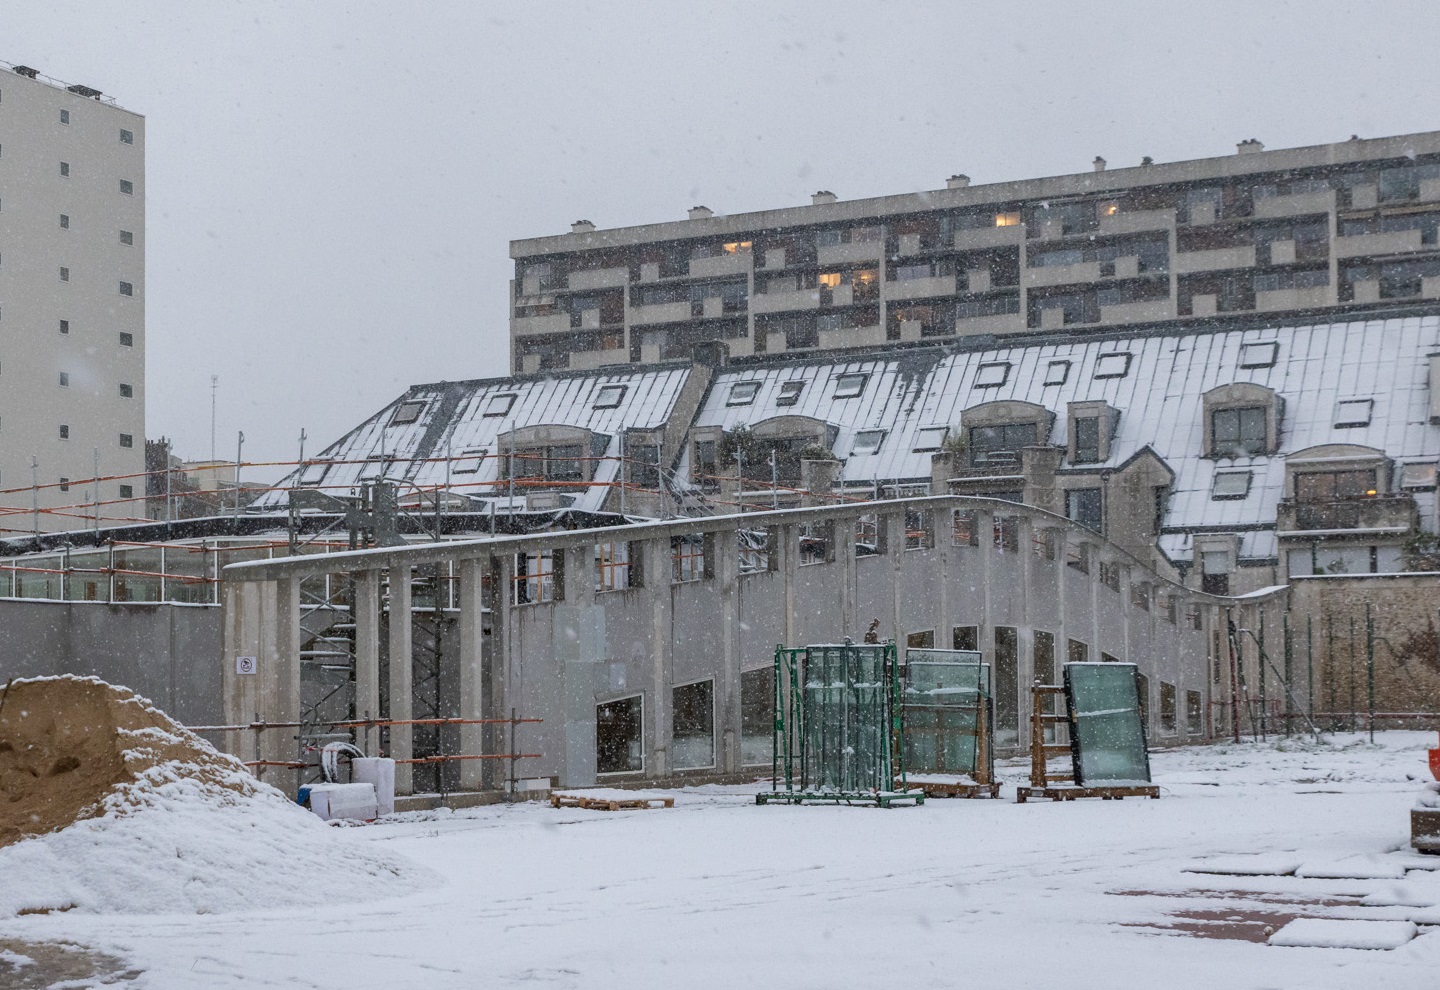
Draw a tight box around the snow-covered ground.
[5,731,1440,989]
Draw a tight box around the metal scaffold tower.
[757,640,922,808]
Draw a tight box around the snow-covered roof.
[689,316,1440,556]
[257,367,694,513]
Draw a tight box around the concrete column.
[837,514,857,639]
[556,543,604,788]
[644,535,672,780]
[881,513,905,647]
[353,569,381,757]
[457,556,489,790]
[779,524,798,646]
[486,555,508,791]
[222,577,300,786]
[387,564,413,795]
[714,529,741,772]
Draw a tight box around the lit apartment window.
[119,433,133,448]
[59,372,69,387]
[60,267,69,282]
[120,179,133,195]
[60,161,70,177]
[59,319,70,334]
[119,383,133,398]
[995,211,1021,227]
[60,425,70,439]
[60,108,69,124]
[119,484,133,499]
[722,241,752,254]
[120,230,133,245]
[119,281,133,296]
[120,129,133,144]
[60,214,69,229]
[119,332,132,346]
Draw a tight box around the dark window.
[906,630,936,649]
[969,422,1037,466]
[59,214,69,229]
[59,478,70,492]
[120,179,133,194]
[60,109,69,124]
[672,681,715,770]
[119,281,133,296]
[628,442,659,488]
[120,129,133,144]
[596,696,643,774]
[1186,690,1203,734]
[952,625,979,651]
[59,320,69,334]
[1066,488,1103,533]
[119,433,133,448]
[60,161,70,177]
[995,626,1019,746]
[119,484,133,499]
[120,230,133,245]
[59,425,70,440]
[694,439,718,489]
[1073,417,1100,463]
[1067,639,1089,664]
[740,667,774,765]
[390,401,426,425]
[1201,573,1229,595]
[119,332,132,347]
[1034,631,1056,686]
[1160,683,1177,733]
[1211,406,1266,456]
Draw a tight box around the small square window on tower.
[120,230,133,245]
[119,433,133,448]
[120,129,134,144]
[119,383,133,398]
[60,161,70,177]
[60,214,69,229]
[60,108,69,124]
[120,179,133,194]
[119,332,132,346]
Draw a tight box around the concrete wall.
[222,497,1240,794]
[0,599,221,724]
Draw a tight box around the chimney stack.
[1236,138,1264,155]
[1093,156,1107,172]
[811,190,837,206]
[570,220,595,233]
[946,174,970,190]
[688,205,713,220]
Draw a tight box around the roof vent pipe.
[1093,156,1107,172]
[688,205,713,220]
[571,220,596,233]
[946,174,970,190]
[811,190,837,205]
[1237,138,1265,154]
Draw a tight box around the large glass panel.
[802,644,890,793]
[740,667,774,766]
[1064,662,1152,785]
[671,680,715,770]
[902,650,988,779]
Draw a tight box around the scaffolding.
[757,640,923,808]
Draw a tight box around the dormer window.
[1072,417,1100,463]
[776,381,805,406]
[1211,406,1267,457]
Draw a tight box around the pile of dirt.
[0,676,253,848]
[0,675,429,915]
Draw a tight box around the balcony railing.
[1276,494,1417,535]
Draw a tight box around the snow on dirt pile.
[0,675,430,915]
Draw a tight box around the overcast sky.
[9,1,1438,476]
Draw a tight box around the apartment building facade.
[511,130,1440,373]
[0,61,145,534]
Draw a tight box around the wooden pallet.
[1017,680,1159,804]
[1015,784,1159,803]
[898,777,1002,799]
[550,793,674,811]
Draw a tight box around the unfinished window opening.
[672,534,706,583]
[671,680,715,771]
[854,514,879,556]
[727,381,760,406]
[905,509,932,551]
[596,695,644,775]
[1066,540,1091,573]
[799,521,832,565]
[906,630,936,650]
[1068,639,1089,664]
[994,626,1019,747]
[952,626,979,651]
[484,393,517,417]
[514,550,559,605]
[1099,560,1121,592]
[740,667,775,766]
[1333,398,1373,428]
[993,513,1020,553]
[1165,595,1179,624]
[1130,581,1150,611]
[1186,690,1203,735]
[912,426,948,452]
[1159,682,1177,734]
[593,384,627,409]
[1032,527,1058,560]
[739,529,770,574]
[775,380,805,406]
[390,400,426,426]
[595,541,635,592]
[951,509,979,547]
